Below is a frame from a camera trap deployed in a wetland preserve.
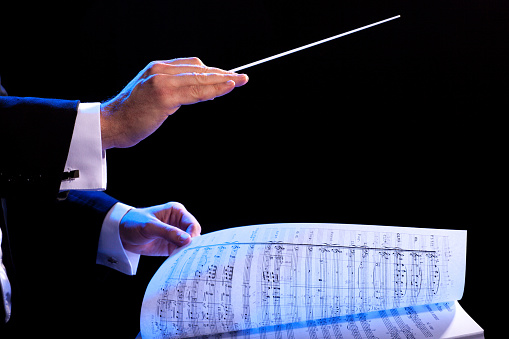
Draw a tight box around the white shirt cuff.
[96,202,141,275]
[60,102,107,191]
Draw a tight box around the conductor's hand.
[119,202,201,256]
[100,57,248,150]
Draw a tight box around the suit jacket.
[0,96,78,199]
[0,96,123,337]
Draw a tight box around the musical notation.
[141,223,466,339]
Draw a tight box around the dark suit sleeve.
[55,190,120,259]
[0,96,79,199]
[0,96,118,264]
[0,97,131,335]
[57,191,143,338]
[1,189,121,335]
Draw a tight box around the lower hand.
[100,57,248,149]
[119,201,201,256]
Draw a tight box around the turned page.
[140,223,466,338]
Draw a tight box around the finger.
[176,80,237,105]
[186,224,201,237]
[152,62,232,75]
[165,202,201,237]
[182,216,201,237]
[168,72,248,88]
[142,59,208,80]
[163,57,205,66]
[168,65,236,75]
[144,221,192,246]
[150,63,245,79]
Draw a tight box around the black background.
[1,0,504,335]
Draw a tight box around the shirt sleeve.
[60,102,106,191]
[96,202,141,275]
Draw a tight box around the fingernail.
[237,74,248,83]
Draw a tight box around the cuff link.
[62,170,80,181]
[107,257,119,265]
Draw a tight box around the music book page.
[140,223,480,338]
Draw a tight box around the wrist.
[100,101,119,150]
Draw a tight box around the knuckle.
[142,74,168,101]
[143,73,162,87]
[192,72,209,84]
[167,201,185,210]
[189,57,203,65]
[145,61,165,76]
[200,66,213,73]
[189,85,208,101]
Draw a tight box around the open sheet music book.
[140,223,484,338]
